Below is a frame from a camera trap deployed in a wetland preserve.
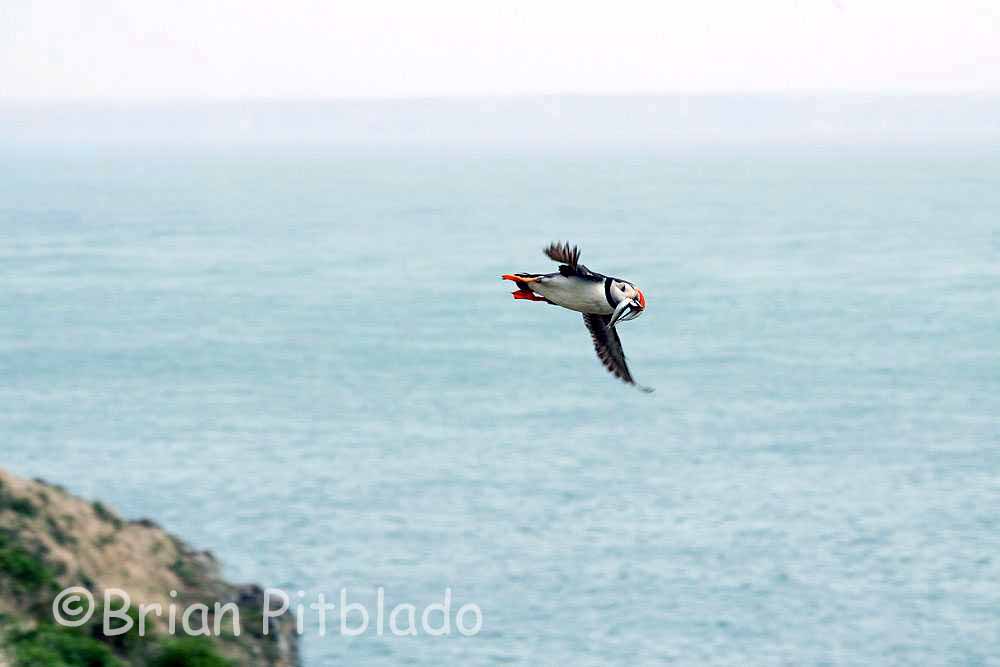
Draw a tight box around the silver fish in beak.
[608,296,645,329]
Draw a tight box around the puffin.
[502,242,652,392]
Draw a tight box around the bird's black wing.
[544,241,581,267]
[544,242,597,278]
[582,314,653,392]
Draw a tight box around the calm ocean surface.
[2,145,999,665]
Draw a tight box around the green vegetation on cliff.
[0,530,56,594]
[8,624,121,667]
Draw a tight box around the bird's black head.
[609,279,646,328]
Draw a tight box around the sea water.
[2,144,998,665]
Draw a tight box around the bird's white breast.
[532,275,613,315]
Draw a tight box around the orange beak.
[635,289,646,309]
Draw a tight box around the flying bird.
[502,242,652,392]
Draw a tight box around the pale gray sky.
[2,0,999,100]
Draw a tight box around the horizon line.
[3,90,1000,106]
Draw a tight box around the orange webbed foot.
[511,289,546,301]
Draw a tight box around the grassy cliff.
[0,469,299,667]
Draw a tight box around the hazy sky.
[2,1,999,100]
